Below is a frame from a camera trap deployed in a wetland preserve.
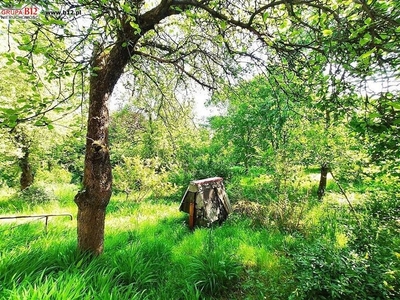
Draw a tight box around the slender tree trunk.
[317,162,329,200]
[317,109,331,201]
[15,129,34,190]
[19,150,34,190]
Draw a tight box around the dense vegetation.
[1,81,399,298]
[0,169,399,299]
[1,0,400,299]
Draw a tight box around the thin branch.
[329,170,361,226]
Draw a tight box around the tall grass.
[0,178,398,299]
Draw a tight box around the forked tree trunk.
[74,43,130,255]
[73,3,188,256]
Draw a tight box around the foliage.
[113,156,178,201]
[188,231,242,296]
[290,240,373,300]
[35,167,72,184]
[289,185,400,300]
[109,106,146,163]
[0,21,81,130]
[350,92,400,177]
[209,75,301,171]
[50,126,86,185]
[18,184,56,204]
[0,0,400,276]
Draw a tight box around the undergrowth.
[0,178,398,299]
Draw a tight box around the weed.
[188,230,242,297]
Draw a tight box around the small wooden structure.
[179,177,232,229]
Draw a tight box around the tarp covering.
[179,177,232,228]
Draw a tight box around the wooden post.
[189,200,195,230]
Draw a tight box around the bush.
[345,188,400,298]
[291,187,400,300]
[18,184,56,204]
[113,156,179,201]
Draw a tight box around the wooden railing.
[0,213,73,232]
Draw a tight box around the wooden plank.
[189,201,195,230]
[191,177,223,185]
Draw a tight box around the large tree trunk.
[73,2,186,256]
[74,43,131,255]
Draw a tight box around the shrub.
[345,188,400,298]
[18,184,56,204]
[113,156,179,201]
[291,187,400,300]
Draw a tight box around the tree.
[6,0,400,255]
[209,74,301,172]
[351,91,400,178]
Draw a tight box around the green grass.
[0,179,399,299]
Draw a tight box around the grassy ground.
[0,178,399,299]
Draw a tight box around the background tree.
[209,74,301,172]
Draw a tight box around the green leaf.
[220,20,227,30]
[172,5,183,12]
[18,44,32,51]
[262,12,269,22]
[129,21,141,34]
[16,56,29,65]
[322,29,333,37]
[49,18,67,26]
[122,4,132,13]
[387,101,400,110]
[359,48,375,60]
[360,33,371,46]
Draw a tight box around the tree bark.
[19,150,34,191]
[15,129,34,191]
[74,42,131,255]
[317,163,329,200]
[73,2,200,256]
